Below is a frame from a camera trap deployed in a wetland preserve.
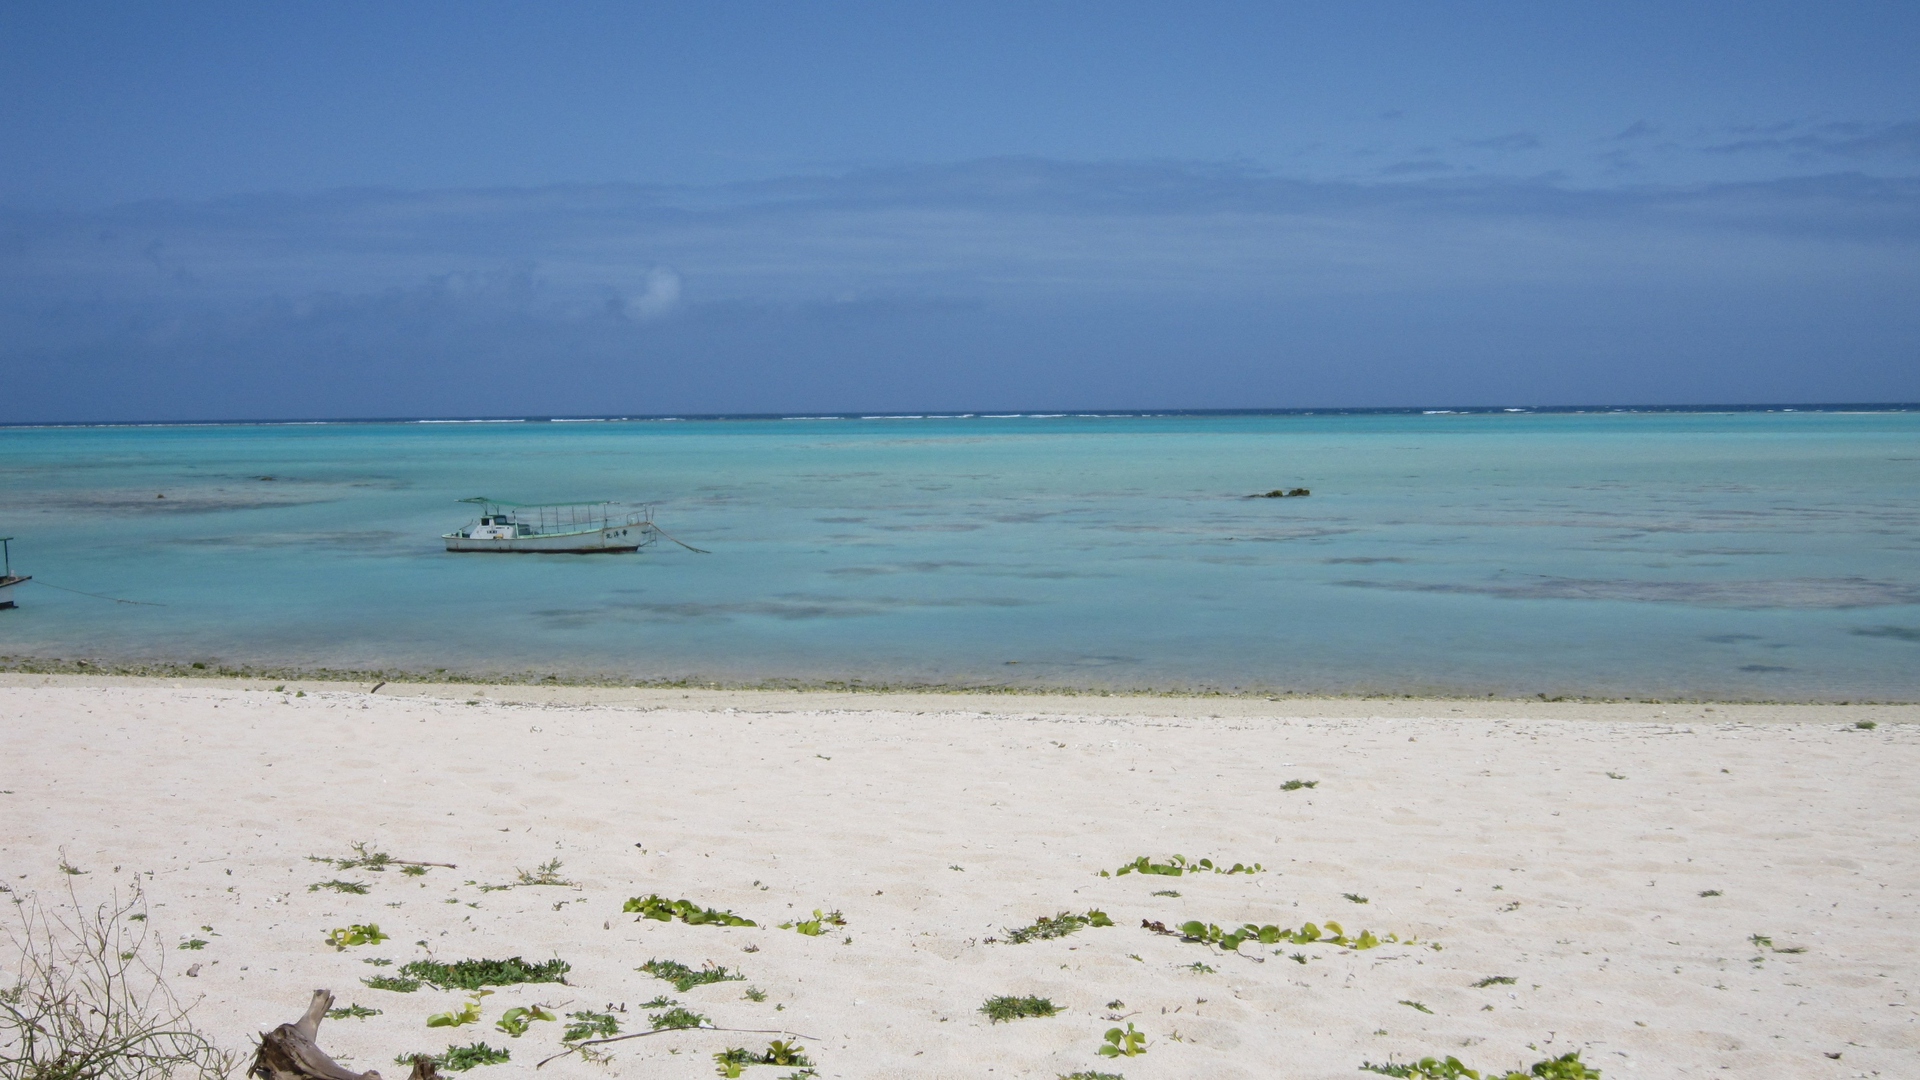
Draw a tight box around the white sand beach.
[4,676,1917,1079]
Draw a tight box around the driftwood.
[251,990,440,1080]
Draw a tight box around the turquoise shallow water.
[2,411,1917,699]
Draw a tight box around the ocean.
[2,409,1917,700]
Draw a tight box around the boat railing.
[456,500,655,537]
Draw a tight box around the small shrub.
[400,956,570,990]
[1855,720,1877,730]
[999,910,1113,944]
[1399,999,1432,1014]
[0,882,233,1080]
[1060,1073,1125,1080]
[639,958,744,992]
[326,1003,382,1019]
[1471,976,1516,988]
[1699,889,1722,897]
[623,895,755,927]
[310,880,371,895]
[1280,779,1318,791]
[1184,961,1215,973]
[744,987,768,1002]
[1343,893,1369,904]
[980,995,1058,1022]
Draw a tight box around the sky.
[2,1,1917,421]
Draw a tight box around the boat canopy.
[457,497,640,532]
[459,497,615,511]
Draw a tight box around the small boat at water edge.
[443,498,659,553]
[0,537,28,609]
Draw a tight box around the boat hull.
[0,575,25,609]
[444,525,646,553]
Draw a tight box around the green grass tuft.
[514,859,573,887]
[998,910,1113,944]
[310,842,395,872]
[638,958,744,992]
[979,995,1059,1023]
[399,956,570,991]
[648,1006,708,1030]
[562,1011,619,1042]
[362,974,422,993]
[395,1043,511,1072]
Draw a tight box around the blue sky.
[2,2,1917,420]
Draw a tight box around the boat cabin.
[470,515,530,539]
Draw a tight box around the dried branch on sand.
[1,880,232,1080]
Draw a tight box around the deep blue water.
[2,410,1917,699]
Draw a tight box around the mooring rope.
[649,524,711,554]
[21,579,166,606]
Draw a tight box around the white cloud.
[625,266,681,320]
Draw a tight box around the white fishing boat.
[444,498,658,553]
[0,537,26,609]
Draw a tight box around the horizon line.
[3,401,1919,431]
